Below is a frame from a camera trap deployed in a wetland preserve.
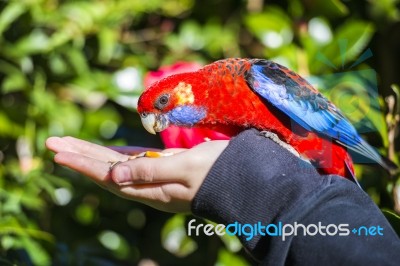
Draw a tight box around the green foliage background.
[0,0,399,265]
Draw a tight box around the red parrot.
[137,58,395,180]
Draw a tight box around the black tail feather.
[380,156,399,177]
[343,138,399,178]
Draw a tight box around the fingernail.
[113,165,132,185]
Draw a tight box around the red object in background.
[144,62,230,148]
[159,126,230,148]
[144,62,202,89]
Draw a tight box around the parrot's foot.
[259,131,301,157]
[108,151,173,173]
[259,131,312,164]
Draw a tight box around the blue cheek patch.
[167,106,207,126]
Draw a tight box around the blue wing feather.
[247,59,385,166]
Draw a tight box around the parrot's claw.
[260,131,300,157]
[259,131,311,164]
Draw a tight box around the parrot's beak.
[140,113,169,135]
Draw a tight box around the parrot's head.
[137,72,207,134]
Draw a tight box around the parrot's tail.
[342,137,399,178]
[380,156,399,178]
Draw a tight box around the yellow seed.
[145,151,163,158]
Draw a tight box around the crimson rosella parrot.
[137,58,395,180]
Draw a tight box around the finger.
[111,154,189,185]
[61,136,129,161]
[46,137,75,153]
[54,151,112,183]
[47,136,128,162]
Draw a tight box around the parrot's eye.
[155,94,170,110]
[140,112,148,118]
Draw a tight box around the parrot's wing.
[246,59,384,165]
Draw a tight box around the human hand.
[45,137,229,213]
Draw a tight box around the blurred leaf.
[161,214,197,257]
[98,230,130,259]
[2,193,22,214]
[75,203,97,225]
[20,236,51,266]
[0,216,54,242]
[161,0,194,16]
[203,20,240,58]
[368,0,400,22]
[179,21,204,50]
[206,220,242,252]
[304,0,349,18]
[382,209,400,235]
[98,28,118,63]
[245,7,293,50]
[312,20,374,73]
[42,173,73,191]
[165,19,240,58]
[0,2,26,36]
[48,102,84,136]
[1,235,15,250]
[80,106,121,139]
[387,84,400,160]
[15,29,51,55]
[48,53,68,75]
[288,0,304,18]
[333,21,374,62]
[218,232,242,253]
[0,111,24,137]
[215,248,249,266]
[19,186,46,211]
[65,47,90,75]
[246,7,291,33]
[1,71,29,93]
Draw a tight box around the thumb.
[111,155,188,186]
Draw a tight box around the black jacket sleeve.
[191,129,400,265]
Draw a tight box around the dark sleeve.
[191,129,400,265]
